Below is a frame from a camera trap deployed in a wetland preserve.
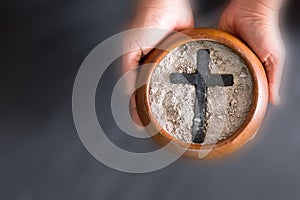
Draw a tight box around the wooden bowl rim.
[136,28,268,158]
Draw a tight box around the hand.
[123,0,194,124]
[219,0,286,105]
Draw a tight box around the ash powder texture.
[149,41,253,145]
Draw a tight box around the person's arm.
[219,0,286,105]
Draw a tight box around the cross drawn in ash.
[170,49,234,144]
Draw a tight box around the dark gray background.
[1,0,300,199]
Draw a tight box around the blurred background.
[1,0,300,199]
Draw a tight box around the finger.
[122,50,141,127]
[129,91,143,127]
[250,39,286,105]
[122,28,173,93]
[263,51,285,105]
[122,50,141,95]
[122,28,176,126]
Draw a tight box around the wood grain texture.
[135,28,269,159]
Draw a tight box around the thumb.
[122,28,175,126]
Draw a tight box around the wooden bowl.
[135,28,268,159]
